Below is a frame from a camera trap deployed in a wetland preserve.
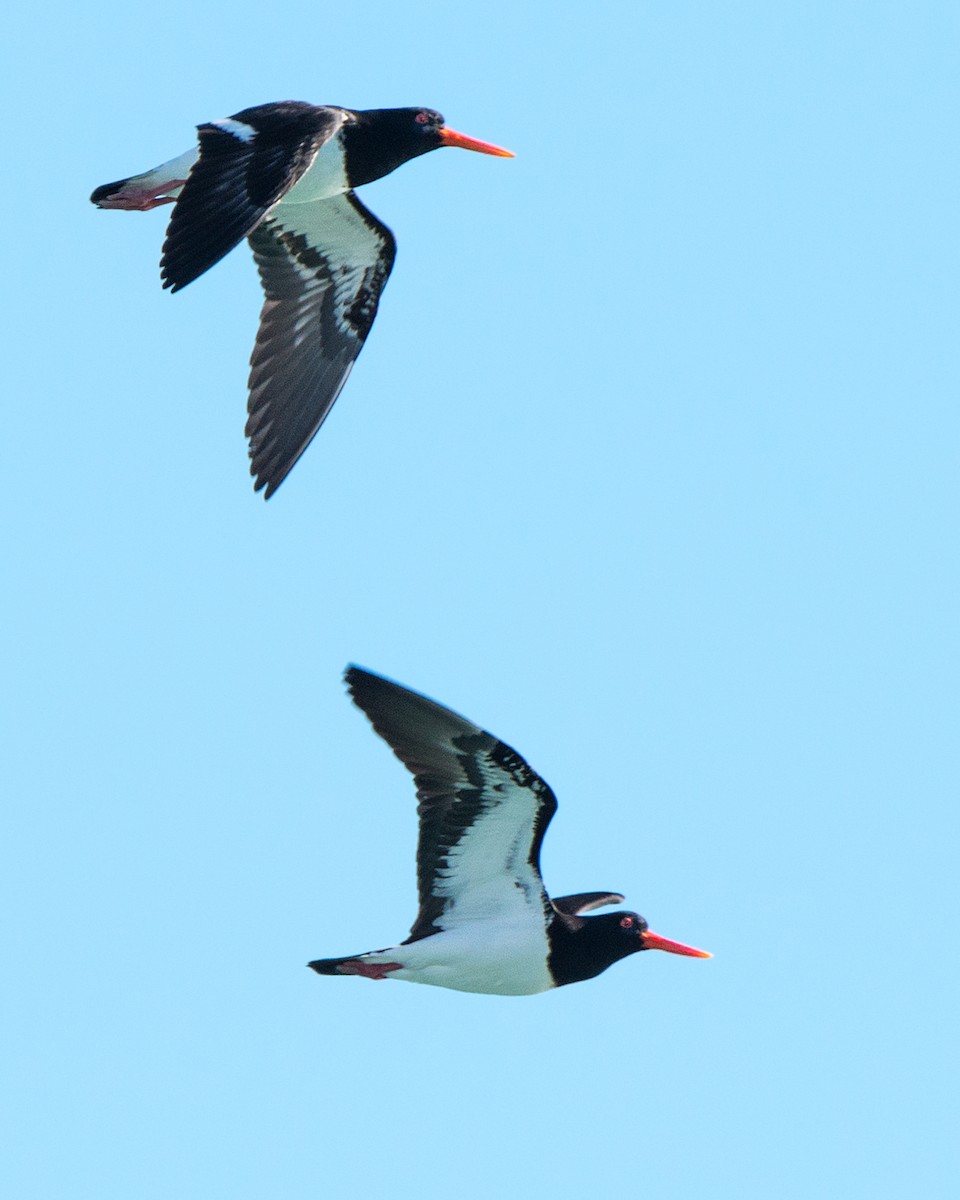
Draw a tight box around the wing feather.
[345,667,558,942]
[244,193,396,497]
[160,103,342,292]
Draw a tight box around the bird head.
[345,107,513,185]
[595,910,712,963]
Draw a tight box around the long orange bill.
[642,930,712,959]
[438,127,515,158]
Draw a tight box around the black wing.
[551,892,625,917]
[244,192,396,498]
[160,102,343,292]
[345,667,558,942]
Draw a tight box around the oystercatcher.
[91,103,513,498]
[309,667,711,995]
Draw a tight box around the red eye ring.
[415,112,430,124]
[620,916,634,929]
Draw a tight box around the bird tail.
[307,955,357,975]
[90,149,198,210]
[91,177,135,207]
[307,952,403,981]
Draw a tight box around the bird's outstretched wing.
[160,102,344,292]
[244,193,396,497]
[345,667,558,943]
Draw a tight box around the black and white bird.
[91,102,513,498]
[309,667,711,996]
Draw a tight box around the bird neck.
[342,112,434,188]
[546,911,636,988]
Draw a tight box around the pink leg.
[94,180,187,212]
[337,960,403,981]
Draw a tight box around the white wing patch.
[433,756,550,930]
[211,117,257,142]
[269,194,390,340]
[245,193,394,496]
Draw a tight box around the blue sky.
[4,2,958,1196]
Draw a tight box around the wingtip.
[344,665,404,713]
[248,464,278,500]
[344,664,375,693]
[158,261,191,294]
[249,456,291,502]
[158,253,187,293]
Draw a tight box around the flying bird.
[91,102,513,498]
[309,667,711,995]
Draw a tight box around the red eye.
[415,112,430,125]
[620,917,634,929]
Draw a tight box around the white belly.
[365,923,556,996]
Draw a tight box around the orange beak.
[641,930,712,959]
[438,127,515,158]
